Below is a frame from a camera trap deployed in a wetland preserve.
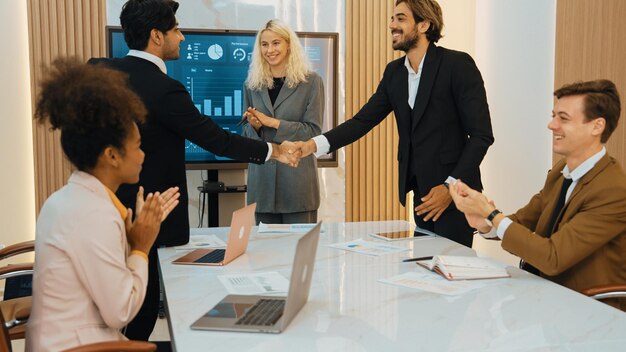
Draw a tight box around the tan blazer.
[26,172,148,351]
[502,154,626,311]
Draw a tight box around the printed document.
[379,271,490,296]
[328,239,409,256]
[218,272,289,295]
[257,222,321,234]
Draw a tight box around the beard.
[164,47,180,61]
[391,29,419,52]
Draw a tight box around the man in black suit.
[297,0,494,247]
[89,0,298,341]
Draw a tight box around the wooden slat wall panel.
[27,0,107,213]
[555,0,626,166]
[345,0,409,221]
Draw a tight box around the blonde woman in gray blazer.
[242,19,323,224]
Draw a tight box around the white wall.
[403,1,555,264]
[473,0,556,264]
[0,2,36,249]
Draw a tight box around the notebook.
[416,255,510,280]
[190,222,321,333]
[172,203,256,266]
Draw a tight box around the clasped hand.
[244,107,280,130]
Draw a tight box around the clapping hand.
[448,180,494,232]
[133,186,180,222]
[125,186,181,255]
[125,190,164,255]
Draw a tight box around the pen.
[402,256,433,262]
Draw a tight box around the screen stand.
[197,170,248,227]
[206,170,220,227]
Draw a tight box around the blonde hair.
[245,19,312,90]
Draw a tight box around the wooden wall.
[345,0,410,221]
[27,0,107,212]
[555,0,626,165]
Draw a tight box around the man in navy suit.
[89,0,298,342]
[297,0,494,247]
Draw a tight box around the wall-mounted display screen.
[107,27,338,169]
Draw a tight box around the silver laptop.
[190,222,321,333]
[172,203,256,266]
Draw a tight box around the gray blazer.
[242,72,324,213]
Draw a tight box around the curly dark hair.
[34,57,147,171]
[120,0,179,50]
[554,79,621,143]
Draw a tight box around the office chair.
[0,241,35,340]
[0,304,157,352]
[581,284,626,300]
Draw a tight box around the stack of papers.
[328,239,409,256]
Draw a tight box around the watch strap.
[487,209,502,222]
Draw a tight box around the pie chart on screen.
[207,44,223,60]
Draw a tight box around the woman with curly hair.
[26,58,179,351]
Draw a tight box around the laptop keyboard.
[194,249,225,263]
[235,299,286,326]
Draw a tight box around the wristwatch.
[485,209,502,227]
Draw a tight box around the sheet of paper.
[257,222,322,234]
[379,271,490,296]
[328,238,409,256]
[218,272,289,295]
[175,234,227,251]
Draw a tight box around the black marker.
[402,256,433,262]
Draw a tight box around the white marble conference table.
[158,221,626,351]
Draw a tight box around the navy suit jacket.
[89,56,268,246]
[324,43,494,204]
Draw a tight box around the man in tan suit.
[449,79,626,311]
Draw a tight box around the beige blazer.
[502,154,626,311]
[26,171,148,351]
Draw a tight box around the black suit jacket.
[89,56,268,246]
[325,44,494,204]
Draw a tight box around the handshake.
[243,107,319,168]
[271,140,317,167]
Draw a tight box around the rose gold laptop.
[172,203,256,266]
[190,222,321,333]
